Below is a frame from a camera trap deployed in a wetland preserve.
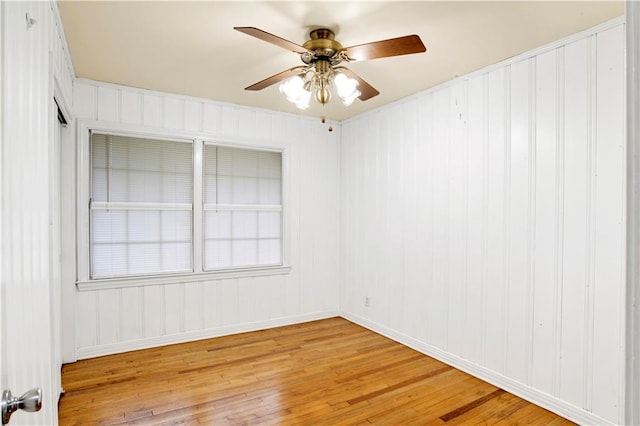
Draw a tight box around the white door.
[1,2,59,425]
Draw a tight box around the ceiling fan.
[234,27,427,110]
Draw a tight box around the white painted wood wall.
[340,20,625,425]
[71,80,341,359]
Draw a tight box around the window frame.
[76,120,291,291]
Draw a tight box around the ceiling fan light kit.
[278,67,361,110]
[235,26,426,111]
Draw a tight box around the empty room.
[1,1,640,425]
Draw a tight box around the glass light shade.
[279,76,311,110]
[340,89,361,107]
[334,73,361,106]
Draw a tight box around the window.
[90,133,193,278]
[203,145,282,269]
[84,130,284,283]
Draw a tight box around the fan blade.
[244,67,305,91]
[234,27,308,54]
[342,34,426,61]
[339,68,380,101]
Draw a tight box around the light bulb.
[279,76,311,110]
[334,73,360,106]
[341,89,361,106]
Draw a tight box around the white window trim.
[76,119,291,290]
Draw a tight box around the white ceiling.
[58,1,623,121]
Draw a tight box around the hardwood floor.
[58,317,574,425]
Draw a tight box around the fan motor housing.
[302,28,343,58]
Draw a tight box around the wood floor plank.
[58,318,575,425]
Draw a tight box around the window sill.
[76,265,292,291]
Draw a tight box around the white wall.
[70,80,341,359]
[340,19,625,425]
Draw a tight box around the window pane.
[232,211,258,239]
[204,144,281,206]
[258,179,281,205]
[204,211,232,239]
[203,239,232,269]
[91,133,193,204]
[258,239,281,265]
[232,240,258,267]
[91,209,192,278]
[258,212,281,238]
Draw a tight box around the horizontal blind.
[203,145,282,269]
[90,133,193,278]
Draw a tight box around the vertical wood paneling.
[531,49,558,395]
[97,86,118,122]
[374,112,390,325]
[184,100,203,132]
[484,67,507,374]
[284,118,302,317]
[75,291,97,348]
[73,83,96,119]
[202,280,220,328]
[202,103,221,134]
[184,282,203,332]
[325,127,341,311]
[97,290,120,344]
[386,105,404,330]
[121,91,142,125]
[626,6,640,424]
[120,287,143,341]
[591,25,625,421]
[351,119,364,317]
[430,89,450,349]
[271,112,285,143]
[219,279,239,325]
[401,99,419,338]
[221,105,238,137]
[506,59,531,384]
[238,279,258,323]
[163,97,183,129]
[143,93,162,127]
[447,83,467,357]
[238,109,256,140]
[268,275,287,319]
[417,94,435,345]
[297,120,315,315]
[256,111,272,141]
[340,21,624,425]
[465,75,485,364]
[143,285,164,337]
[560,38,588,408]
[164,284,184,335]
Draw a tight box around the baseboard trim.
[76,310,339,359]
[340,311,615,426]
